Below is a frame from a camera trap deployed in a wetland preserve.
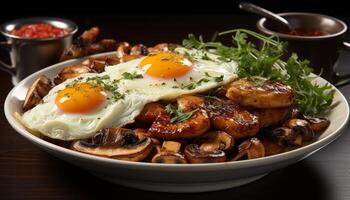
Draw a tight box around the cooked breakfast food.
[18,28,334,164]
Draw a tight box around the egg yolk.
[139,51,192,79]
[55,83,107,113]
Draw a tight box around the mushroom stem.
[185,144,226,163]
[184,131,234,164]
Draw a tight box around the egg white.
[20,48,238,140]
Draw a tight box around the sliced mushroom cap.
[303,116,330,133]
[88,59,106,73]
[23,75,53,111]
[130,44,148,55]
[54,64,93,85]
[152,152,187,164]
[272,127,302,146]
[284,119,314,141]
[197,131,234,152]
[151,141,187,164]
[134,128,161,146]
[233,138,265,161]
[185,144,226,163]
[71,128,153,161]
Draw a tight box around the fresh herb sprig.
[165,104,198,123]
[183,29,334,116]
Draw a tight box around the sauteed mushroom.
[79,26,100,45]
[284,119,314,141]
[54,64,93,85]
[60,27,100,61]
[185,144,226,163]
[233,138,265,161]
[185,131,233,163]
[152,141,187,164]
[71,128,153,161]
[88,59,106,73]
[85,39,118,55]
[272,127,302,146]
[196,131,234,152]
[23,75,53,111]
[303,116,330,132]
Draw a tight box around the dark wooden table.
[1,14,349,200]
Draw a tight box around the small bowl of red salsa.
[11,23,68,39]
[1,17,77,40]
[0,18,78,83]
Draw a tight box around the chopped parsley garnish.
[165,104,199,123]
[178,73,224,90]
[183,29,334,116]
[85,75,124,101]
[202,52,211,60]
[122,72,143,80]
[69,71,143,102]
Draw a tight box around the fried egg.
[20,47,238,140]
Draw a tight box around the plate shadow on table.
[32,155,333,200]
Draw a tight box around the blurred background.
[1,0,349,44]
[2,0,350,77]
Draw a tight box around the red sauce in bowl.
[11,23,67,39]
[285,29,327,37]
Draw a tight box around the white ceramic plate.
[4,52,349,193]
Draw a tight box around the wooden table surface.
[1,14,349,200]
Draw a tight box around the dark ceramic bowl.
[257,12,350,85]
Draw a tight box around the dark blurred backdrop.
[1,0,349,45]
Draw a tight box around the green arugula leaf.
[183,29,334,116]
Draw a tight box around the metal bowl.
[0,17,78,40]
[0,17,78,84]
